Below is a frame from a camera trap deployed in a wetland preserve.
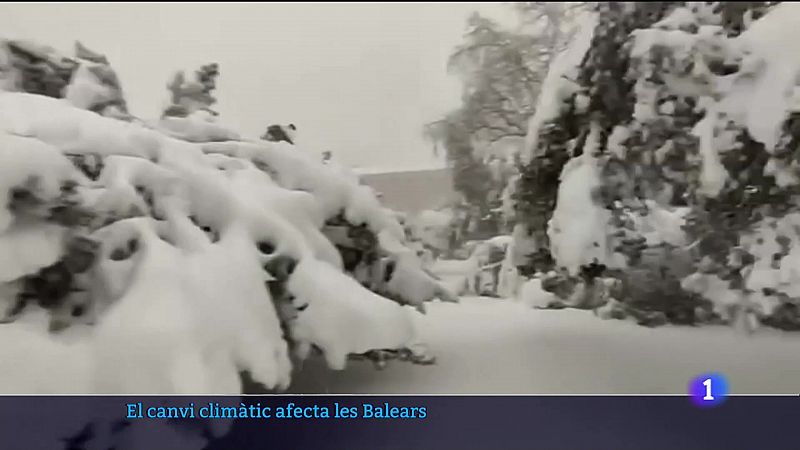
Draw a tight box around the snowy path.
[289,297,800,394]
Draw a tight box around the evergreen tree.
[513,2,799,328]
[163,63,220,118]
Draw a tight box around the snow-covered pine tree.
[0,39,129,119]
[158,64,239,143]
[163,62,220,118]
[0,39,75,97]
[0,39,455,394]
[513,1,800,328]
[68,41,130,119]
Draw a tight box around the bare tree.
[423,3,587,240]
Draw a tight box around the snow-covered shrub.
[428,235,509,298]
[0,55,453,392]
[407,208,454,254]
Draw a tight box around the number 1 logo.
[703,378,714,401]
[690,373,728,407]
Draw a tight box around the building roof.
[359,167,458,214]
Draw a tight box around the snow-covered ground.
[289,296,800,394]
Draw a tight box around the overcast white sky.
[0,2,516,171]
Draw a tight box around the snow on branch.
[0,66,449,393]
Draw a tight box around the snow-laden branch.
[0,91,451,394]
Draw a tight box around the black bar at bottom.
[0,395,790,449]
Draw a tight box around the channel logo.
[688,373,729,408]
